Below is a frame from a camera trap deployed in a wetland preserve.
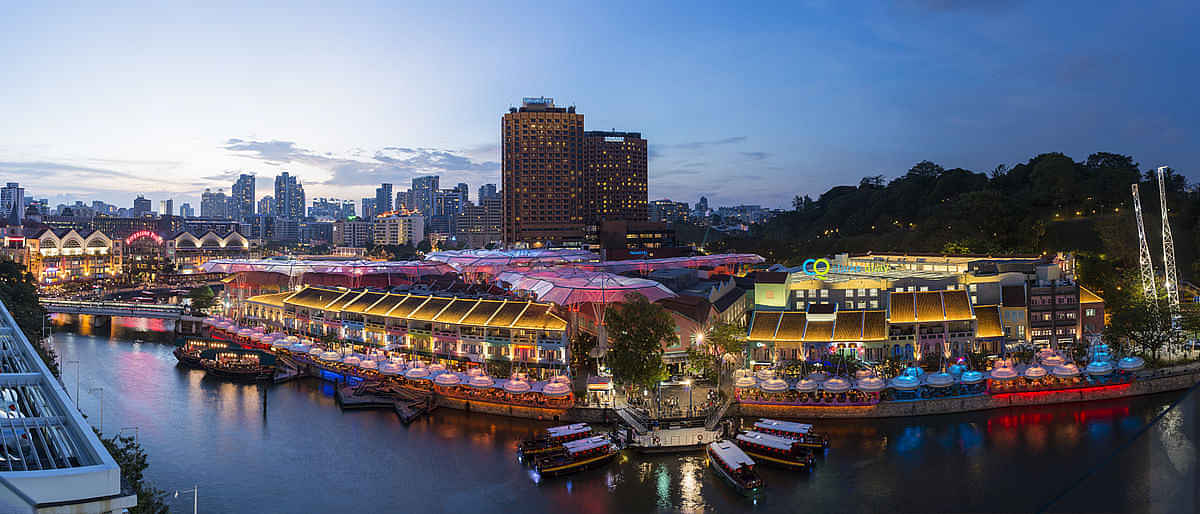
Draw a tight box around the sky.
[1,0,1198,211]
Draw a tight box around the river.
[50,317,1199,513]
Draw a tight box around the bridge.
[41,299,187,320]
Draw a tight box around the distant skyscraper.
[274,172,305,218]
[412,175,439,215]
[0,183,23,222]
[583,130,648,224]
[375,183,393,213]
[478,183,498,202]
[456,182,469,203]
[200,189,229,218]
[231,173,255,221]
[179,202,195,218]
[503,97,584,245]
[257,195,275,216]
[361,198,376,218]
[132,195,152,217]
[159,199,173,218]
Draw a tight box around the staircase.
[704,397,733,431]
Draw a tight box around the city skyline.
[3,2,1198,211]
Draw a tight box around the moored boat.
[533,435,618,477]
[173,339,236,368]
[518,423,593,459]
[753,418,830,449]
[706,440,763,497]
[199,348,276,381]
[734,431,815,471]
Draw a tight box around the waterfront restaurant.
[746,307,888,364]
[241,286,570,374]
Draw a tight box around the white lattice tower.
[1156,167,1181,313]
[1131,183,1158,301]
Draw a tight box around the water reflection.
[49,330,1188,513]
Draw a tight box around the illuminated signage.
[125,230,163,246]
[801,259,890,278]
[522,96,553,105]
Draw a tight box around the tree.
[1104,294,1186,361]
[186,286,216,313]
[0,261,58,377]
[604,293,674,389]
[98,430,169,513]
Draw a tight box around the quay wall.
[437,396,569,422]
[735,364,1200,419]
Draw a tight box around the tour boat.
[518,423,593,459]
[199,348,276,381]
[734,431,815,471]
[752,418,830,449]
[533,435,618,477]
[706,440,763,497]
[173,339,235,368]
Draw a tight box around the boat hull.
[706,446,763,497]
[740,448,814,471]
[173,348,203,368]
[535,450,618,478]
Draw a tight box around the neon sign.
[801,259,889,278]
[125,230,163,245]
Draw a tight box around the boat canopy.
[546,424,590,437]
[563,435,610,455]
[708,440,755,468]
[736,431,799,452]
[754,419,813,435]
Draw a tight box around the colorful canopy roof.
[568,254,764,274]
[496,269,677,305]
[425,249,598,275]
[200,258,454,278]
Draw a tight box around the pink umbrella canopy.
[496,269,677,306]
[200,258,454,278]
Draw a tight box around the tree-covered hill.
[709,152,1199,299]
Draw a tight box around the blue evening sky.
[1,1,1196,210]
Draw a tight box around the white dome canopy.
[1086,361,1114,375]
[856,376,886,392]
[542,382,571,396]
[755,369,775,381]
[890,375,920,391]
[989,366,1018,380]
[759,378,788,392]
[405,367,431,379]
[358,359,378,370]
[734,376,757,388]
[342,356,361,366]
[926,372,954,387]
[1118,356,1145,371]
[822,377,851,393]
[434,373,462,386]
[379,363,403,375]
[1052,364,1080,377]
[468,375,495,388]
[793,379,818,392]
[320,351,342,362]
[503,379,531,393]
[960,371,984,384]
[806,371,830,383]
[1024,365,1048,378]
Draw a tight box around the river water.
[50,317,1199,513]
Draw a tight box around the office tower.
[258,195,275,216]
[132,195,152,217]
[412,175,439,215]
[231,173,255,221]
[583,131,648,224]
[395,190,412,211]
[694,196,709,220]
[333,219,373,248]
[502,97,584,246]
[372,213,425,246]
[375,183,393,214]
[200,188,229,218]
[361,198,376,218]
[478,183,498,202]
[274,172,305,218]
[0,183,23,222]
[455,183,469,203]
[179,202,195,218]
[159,199,173,218]
[458,194,503,248]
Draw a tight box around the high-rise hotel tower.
[502,97,584,246]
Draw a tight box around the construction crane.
[1157,166,1181,313]
[1131,183,1158,301]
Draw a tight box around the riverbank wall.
[734,363,1200,419]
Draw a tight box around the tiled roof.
[775,312,806,341]
[1079,286,1104,304]
[281,286,565,331]
[409,297,452,321]
[748,311,782,340]
[889,292,916,323]
[245,291,295,308]
[890,290,974,322]
[833,311,864,341]
[862,311,888,340]
[942,290,973,321]
[915,292,944,321]
[803,321,833,342]
[284,287,353,310]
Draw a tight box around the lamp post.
[88,387,103,432]
[66,360,80,406]
[174,485,198,514]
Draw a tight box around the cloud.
[671,136,748,150]
[905,0,1023,12]
[0,161,146,181]
[740,152,770,161]
[224,138,500,187]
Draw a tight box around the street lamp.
[66,360,80,406]
[173,485,198,514]
[88,387,103,432]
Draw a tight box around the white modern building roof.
[0,299,136,513]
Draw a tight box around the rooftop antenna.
[1131,183,1158,301]
[1157,166,1180,313]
